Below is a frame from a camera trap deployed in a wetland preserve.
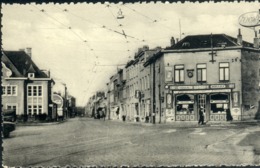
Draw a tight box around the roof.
[165,34,253,50]
[2,50,48,78]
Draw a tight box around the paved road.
[3,117,260,167]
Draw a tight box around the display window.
[176,94,194,114]
[210,93,229,114]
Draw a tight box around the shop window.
[197,64,207,82]
[219,63,229,81]
[176,94,194,114]
[174,65,184,83]
[210,93,229,113]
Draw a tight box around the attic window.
[28,73,35,78]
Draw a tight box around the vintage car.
[3,109,16,138]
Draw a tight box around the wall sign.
[232,91,240,108]
[168,84,235,90]
[166,93,173,109]
[165,67,173,82]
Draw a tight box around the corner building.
[145,32,260,123]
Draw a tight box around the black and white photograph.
[1,1,260,167]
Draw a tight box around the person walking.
[198,106,205,125]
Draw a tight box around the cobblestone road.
[3,117,260,167]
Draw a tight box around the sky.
[2,2,260,106]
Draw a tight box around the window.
[197,64,207,82]
[174,65,184,83]
[27,85,43,97]
[2,85,17,96]
[2,86,6,95]
[6,104,17,113]
[27,85,43,115]
[28,105,32,115]
[28,73,35,78]
[219,63,229,81]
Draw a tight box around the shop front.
[165,83,237,122]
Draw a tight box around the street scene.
[3,118,260,167]
[2,1,260,167]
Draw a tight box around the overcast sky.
[2,2,259,106]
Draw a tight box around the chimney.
[170,37,176,46]
[237,29,242,45]
[26,48,32,57]
[143,45,149,51]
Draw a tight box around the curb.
[16,120,65,126]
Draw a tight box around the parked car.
[3,109,16,138]
[3,122,16,138]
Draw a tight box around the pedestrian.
[226,108,233,121]
[198,106,205,125]
[103,109,106,121]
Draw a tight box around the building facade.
[2,49,55,121]
[145,31,260,123]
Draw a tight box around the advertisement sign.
[166,93,173,109]
[165,67,173,82]
[52,94,63,116]
[239,11,260,27]
[232,91,240,107]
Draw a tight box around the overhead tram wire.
[121,4,175,35]
[31,5,102,66]
[52,5,142,42]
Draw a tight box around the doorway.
[198,94,206,120]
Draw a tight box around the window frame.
[174,64,185,83]
[219,62,230,82]
[2,85,18,96]
[197,63,207,83]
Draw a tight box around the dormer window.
[28,73,35,78]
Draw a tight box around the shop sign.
[238,11,260,27]
[194,85,209,89]
[210,84,226,89]
[232,91,240,107]
[174,89,231,94]
[166,93,173,109]
[210,100,229,103]
[177,101,194,104]
[169,84,235,90]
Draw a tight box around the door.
[198,94,206,120]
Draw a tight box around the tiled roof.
[2,50,48,78]
[165,34,253,50]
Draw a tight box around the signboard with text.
[239,11,260,27]
[168,83,235,90]
[232,91,240,108]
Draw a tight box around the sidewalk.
[108,118,260,127]
[16,120,65,126]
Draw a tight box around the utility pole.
[152,60,156,124]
